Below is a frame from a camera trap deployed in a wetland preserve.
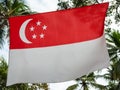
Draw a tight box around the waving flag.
[7,3,109,85]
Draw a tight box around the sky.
[25,0,58,13]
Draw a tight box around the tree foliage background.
[0,0,120,90]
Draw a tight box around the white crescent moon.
[19,19,33,44]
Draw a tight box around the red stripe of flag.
[9,3,108,49]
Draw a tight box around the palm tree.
[57,0,98,10]
[107,30,120,61]
[105,60,120,90]
[67,73,107,90]
[0,57,8,89]
[103,30,120,90]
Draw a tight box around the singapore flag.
[7,3,109,85]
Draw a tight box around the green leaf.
[66,84,78,90]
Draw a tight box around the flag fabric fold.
[7,3,109,85]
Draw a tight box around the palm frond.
[0,29,5,48]
[90,82,107,90]
[66,84,78,90]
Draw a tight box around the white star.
[30,26,35,31]
[32,34,37,39]
[40,33,44,39]
[42,25,47,30]
[36,21,41,26]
